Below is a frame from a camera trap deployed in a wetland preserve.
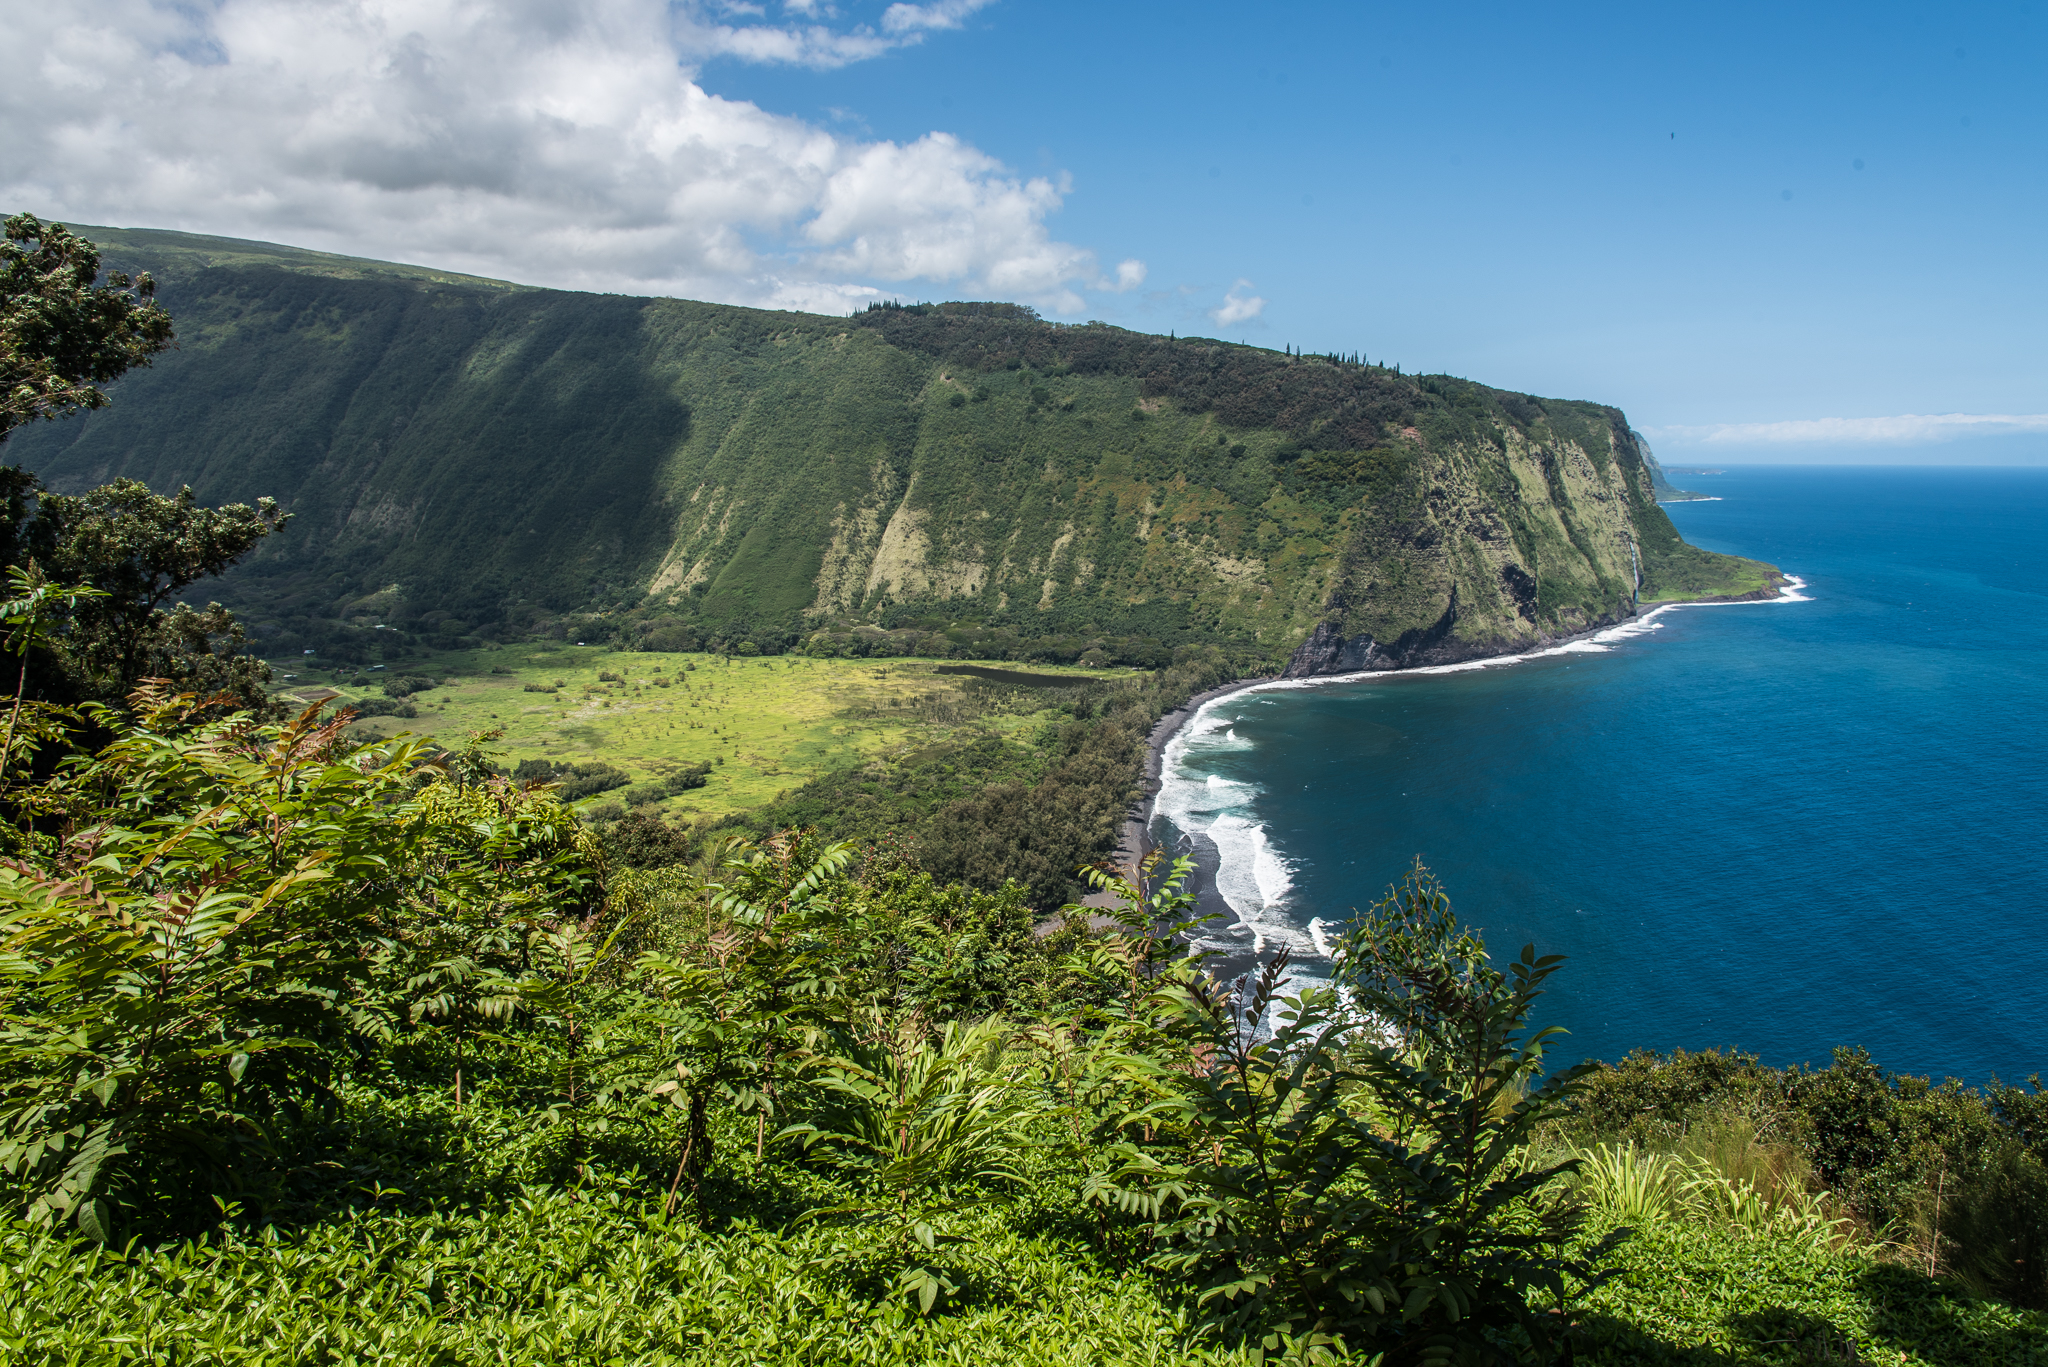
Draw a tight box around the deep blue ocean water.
[1153,466,2048,1083]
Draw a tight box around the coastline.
[1122,574,1799,885]
[1110,675,1273,881]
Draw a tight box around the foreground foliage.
[0,209,2040,1367]
[1,686,2046,1365]
[0,1090,2040,1367]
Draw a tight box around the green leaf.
[76,1198,113,1244]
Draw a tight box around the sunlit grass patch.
[265,647,1139,820]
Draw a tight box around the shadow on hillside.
[1571,1263,2046,1365]
[271,1092,707,1227]
[1837,1263,2048,1365]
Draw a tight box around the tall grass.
[1569,1121,1848,1250]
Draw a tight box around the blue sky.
[6,0,2044,459]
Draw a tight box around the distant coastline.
[1122,573,1803,948]
[1128,586,1779,866]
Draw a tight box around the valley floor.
[267,648,1137,821]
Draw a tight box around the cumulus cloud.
[1648,413,2048,446]
[1210,279,1265,327]
[882,0,998,34]
[673,0,997,71]
[0,0,1131,314]
[1097,259,1146,292]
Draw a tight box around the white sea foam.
[1156,711,1318,963]
[1307,917,1339,958]
[1154,574,1813,975]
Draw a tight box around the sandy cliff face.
[641,371,1709,670]
[1281,423,1666,675]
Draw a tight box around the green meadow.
[267,646,1142,820]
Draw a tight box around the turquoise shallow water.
[1153,466,2048,1082]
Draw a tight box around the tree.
[0,216,286,715]
[396,737,605,1113]
[0,566,107,778]
[630,830,854,1207]
[1,214,173,444]
[1083,864,1622,1362]
[0,478,285,712]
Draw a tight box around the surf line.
[1145,574,1813,971]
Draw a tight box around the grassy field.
[264,647,1140,820]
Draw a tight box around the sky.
[5,0,2045,462]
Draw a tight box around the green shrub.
[784,1015,1038,1313]
[1569,1143,1846,1249]
[602,811,695,871]
[348,696,418,717]
[1939,1142,2048,1308]
[512,758,631,801]
[1572,1217,2048,1365]
[1082,864,1621,1362]
[0,692,595,1239]
[1570,1046,2013,1238]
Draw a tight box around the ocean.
[1152,465,2048,1083]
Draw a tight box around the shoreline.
[1110,675,1272,880]
[1123,574,1801,885]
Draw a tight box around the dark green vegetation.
[4,225,1773,677]
[7,214,2040,1365]
[1569,1045,2048,1310]
[0,217,291,734]
[2,717,2042,1365]
[0,217,172,440]
[717,649,1239,908]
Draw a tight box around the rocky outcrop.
[1282,592,1644,677]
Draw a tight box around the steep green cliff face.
[3,226,1774,670]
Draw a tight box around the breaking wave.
[1152,575,1813,981]
[1155,710,1318,971]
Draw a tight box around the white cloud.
[1648,413,2048,446]
[674,10,894,69]
[882,0,998,35]
[1210,279,1265,327]
[0,0,1129,314]
[675,0,997,70]
[801,137,1093,314]
[1104,258,1146,292]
